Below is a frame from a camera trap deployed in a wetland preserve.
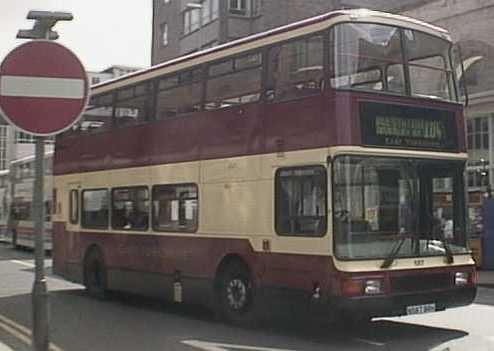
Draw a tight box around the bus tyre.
[217,261,258,326]
[83,248,107,299]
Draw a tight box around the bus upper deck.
[55,9,465,176]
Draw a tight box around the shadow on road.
[0,242,34,261]
[0,287,471,351]
[474,286,494,307]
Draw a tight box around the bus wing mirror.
[452,44,470,107]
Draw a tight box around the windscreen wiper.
[438,235,454,264]
[381,235,409,269]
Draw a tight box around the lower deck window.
[152,184,198,232]
[275,166,327,236]
[112,187,149,231]
[82,189,109,229]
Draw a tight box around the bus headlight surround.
[364,279,384,295]
[454,272,469,286]
[341,277,385,296]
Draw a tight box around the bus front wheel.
[216,261,258,326]
[83,247,107,299]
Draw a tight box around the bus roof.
[91,9,451,96]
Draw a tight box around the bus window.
[69,190,79,224]
[275,166,327,237]
[81,189,109,229]
[114,82,154,127]
[80,94,114,132]
[156,68,203,119]
[267,35,324,101]
[205,52,262,110]
[112,187,149,231]
[152,184,198,232]
[331,23,405,93]
[406,30,454,100]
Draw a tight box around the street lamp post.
[16,11,73,351]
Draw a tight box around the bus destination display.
[360,102,457,151]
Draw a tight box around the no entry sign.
[0,40,88,136]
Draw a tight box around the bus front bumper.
[330,286,477,318]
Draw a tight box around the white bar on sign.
[0,75,85,99]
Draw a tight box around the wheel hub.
[226,278,247,310]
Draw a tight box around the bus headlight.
[455,272,469,286]
[364,279,383,295]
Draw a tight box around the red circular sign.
[0,40,89,136]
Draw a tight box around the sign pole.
[0,12,86,349]
[32,136,48,351]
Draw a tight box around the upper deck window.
[206,52,262,109]
[331,23,456,102]
[405,30,455,101]
[80,94,114,132]
[267,35,324,101]
[115,82,154,127]
[157,68,203,119]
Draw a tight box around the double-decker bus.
[52,9,476,325]
[0,169,10,241]
[7,152,53,250]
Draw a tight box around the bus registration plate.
[406,303,436,315]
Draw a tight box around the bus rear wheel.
[216,261,258,326]
[83,247,107,299]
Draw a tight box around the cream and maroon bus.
[52,9,476,325]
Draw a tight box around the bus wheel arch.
[83,244,108,299]
[214,254,259,326]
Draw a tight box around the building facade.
[151,0,426,65]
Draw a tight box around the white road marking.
[351,337,386,347]
[0,75,85,99]
[0,314,63,351]
[9,260,34,268]
[182,340,297,351]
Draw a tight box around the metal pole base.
[32,279,49,351]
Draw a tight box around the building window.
[201,0,219,24]
[152,184,198,232]
[228,0,259,16]
[81,189,109,229]
[229,0,247,15]
[91,77,101,85]
[467,117,489,150]
[211,0,219,20]
[16,132,36,144]
[275,166,327,237]
[183,8,201,35]
[112,187,149,231]
[162,23,168,46]
[468,170,490,188]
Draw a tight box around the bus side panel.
[52,227,336,308]
[52,222,83,283]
